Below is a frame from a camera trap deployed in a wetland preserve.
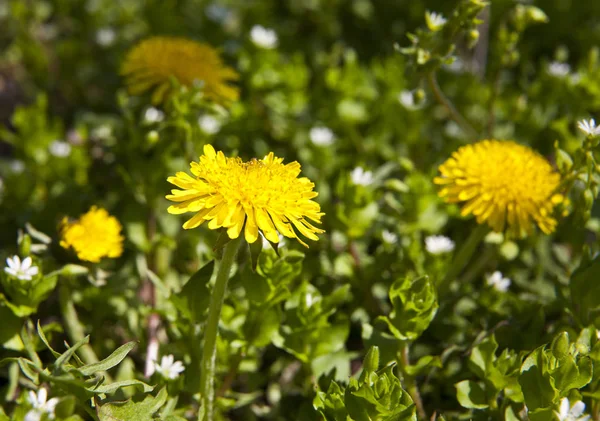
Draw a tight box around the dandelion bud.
[467,29,480,48]
[19,234,32,256]
[413,88,426,103]
[583,189,594,211]
[525,6,549,24]
[147,130,160,144]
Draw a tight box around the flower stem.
[438,224,489,295]
[427,72,479,141]
[398,343,426,420]
[199,236,242,421]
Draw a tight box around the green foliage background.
[1,0,600,420]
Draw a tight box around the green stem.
[199,236,243,421]
[398,343,426,420]
[438,224,489,295]
[59,284,101,366]
[427,72,479,141]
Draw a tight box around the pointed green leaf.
[76,342,137,376]
[455,380,489,409]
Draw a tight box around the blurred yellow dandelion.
[166,145,324,247]
[60,206,124,262]
[434,140,563,237]
[121,36,239,104]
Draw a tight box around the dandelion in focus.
[60,206,124,263]
[250,25,278,49]
[4,256,39,281]
[166,145,324,247]
[25,388,59,421]
[425,235,455,255]
[434,140,563,237]
[121,37,239,105]
[486,271,511,292]
[350,167,374,186]
[154,355,185,380]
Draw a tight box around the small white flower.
[49,140,72,158]
[96,27,116,47]
[425,235,455,255]
[486,271,511,292]
[425,11,447,31]
[398,90,416,109]
[596,329,600,340]
[557,398,590,421]
[4,256,39,281]
[92,125,112,139]
[382,230,398,244]
[250,25,278,49]
[198,115,221,135]
[144,107,165,124]
[577,119,600,137]
[10,160,25,174]
[350,167,374,186]
[25,388,59,421]
[309,127,335,146]
[154,355,185,380]
[548,61,571,77]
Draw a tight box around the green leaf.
[172,261,214,322]
[455,380,489,409]
[519,347,556,410]
[55,336,90,370]
[376,275,438,341]
[97,387,167,421]
[76,342,138,376]
[37,320,61,358]
[87,379,153,394]
[404,355,442,376]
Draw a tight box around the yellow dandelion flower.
[166,145,324,247]
[434,140,563,237]
[121,36,239,105]
[60,207,124,263]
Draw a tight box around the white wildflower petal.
[570,401,586,418]
[21,256,32,270]
[425,235,455,255]
[309,127,335,146]
[250,25,278,49]
[27,391,38,406]
[548,61,571,77]
[559,398,571,419]
[577,119,598,136]
[351,167,374,186]
[198,115,221,134]
[24,410,42,421]
[49,140,72,158]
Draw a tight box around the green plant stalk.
[438,224,489,295]
[398,343,426,420]
[58,284,101,366]
[199,236,243,421]
[427,72,479,141]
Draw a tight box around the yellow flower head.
[60,207,124,263]
[166,145,324,247]
[121,36,239,105]
[434,140,563,237]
